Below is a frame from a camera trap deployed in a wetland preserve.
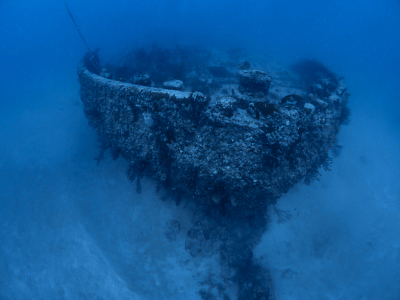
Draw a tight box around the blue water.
[1,0,400,299]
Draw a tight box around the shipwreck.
[78,46,350,300]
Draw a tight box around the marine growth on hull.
[79,45,350,300]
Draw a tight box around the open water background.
[1,0,400,299]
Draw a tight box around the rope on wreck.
[62,0,101,73]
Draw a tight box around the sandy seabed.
[0,68,399,300]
